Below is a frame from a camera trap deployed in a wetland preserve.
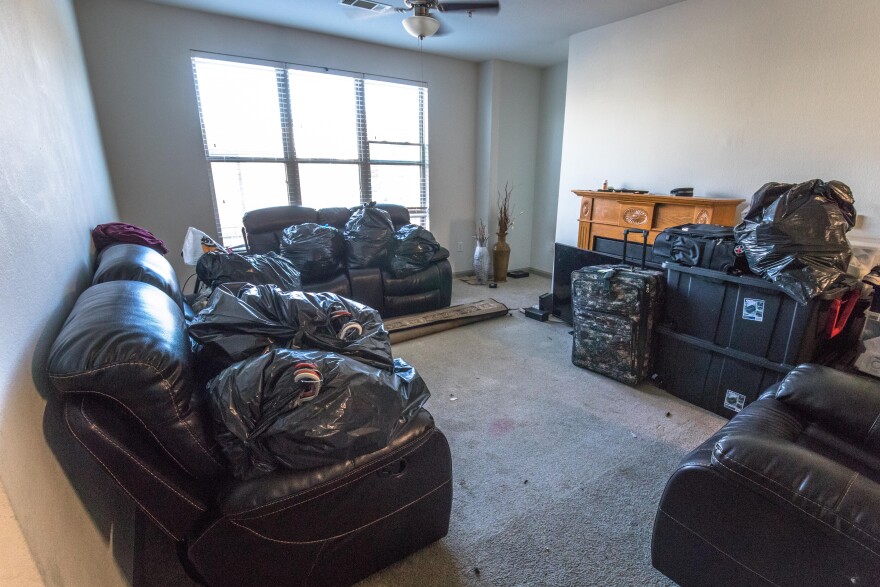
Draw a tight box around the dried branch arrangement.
[474,219,489,246]
[497,182,515,236]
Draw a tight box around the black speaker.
[538,292,552,312]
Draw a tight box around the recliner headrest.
[93,243,183,308]
[48,281,225,480]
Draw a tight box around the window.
[192,54,429,246]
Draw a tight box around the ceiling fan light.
[402,15,440,38]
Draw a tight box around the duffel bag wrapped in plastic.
[344,203,395,269]
[386,224,449,277]
[279,223,345,281]
[734,179,856,304]
[208,348,430,479]
[188,283,392,372]
[196,250,302,291]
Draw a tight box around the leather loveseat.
[241,203,452,318]
[652,364,880,586]
[46,242,453,587]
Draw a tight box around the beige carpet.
[140,275,725,587]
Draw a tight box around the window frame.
[191,52,429,244]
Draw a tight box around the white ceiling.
[140,0,685,67]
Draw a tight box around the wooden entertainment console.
[572,190,745,250]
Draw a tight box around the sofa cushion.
[382,263,441,296]
[93,243,183,309]
[47,281,225,480]
[243,204,413,255]
[243,206,319,254]
[301,272,352,297]
[316,207,354,230]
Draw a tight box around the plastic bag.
[208,348,430,479]
[386,224,449,277]
[196,250,302,291]
[734,180,856,304]
[182,227,225,265]
[279,223,344,281]
[188,283,393,374]
[344,204,395,269]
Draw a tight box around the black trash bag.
[734,179,856,304]
[208,348,430,479]
[279,223,345,281]
[386,224,449,277]
[196,250,302,291]
[188,283,393,373]
[344,203,395,269]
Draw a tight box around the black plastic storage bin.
[654,327,787,417]
[654,263,860,417]
[662,263,859,366]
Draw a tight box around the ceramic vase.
[492,233,511,282]
[473,244,489,284]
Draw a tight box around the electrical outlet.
[457,241,464,252]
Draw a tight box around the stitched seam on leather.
[303,540,327,586]
[188,516,227,554]
[230,479,449,544]
[866,411,880,444]
[79,400,207,512]
[231,429,436,517]
[50,362,223,469]
[714,454,880,557]
[657,508,781,587]
[834,472,859,513]
[62,390,198,478]
[65,399,182,541]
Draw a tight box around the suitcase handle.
[622,229,649,269]
[825,289,860,339]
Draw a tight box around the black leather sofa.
[242,203,452,318]
[652,364,880,586]
[47,243,453,587]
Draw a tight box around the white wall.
[531,63,567,273]
[74,0,479,278]
[476,60,542,273]
[557,0,880,247]
[0,0,132,585]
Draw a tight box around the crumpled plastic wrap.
[188,284,393,375]
[279,223,345,281]
[733,179,857,304]
[386,224,449,277]
[196,250,301,291]
[208,348,430,479]
[344,204,395,269]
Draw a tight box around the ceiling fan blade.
[437,1,500,13]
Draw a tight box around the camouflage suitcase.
[571,229,664,385]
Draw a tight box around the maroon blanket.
[92,222,168,255]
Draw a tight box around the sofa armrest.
[773,364,880,453]
[712,433,880,555]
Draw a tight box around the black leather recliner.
[47,243,453,587]
[242,203,452,318]
[652,364,880,586]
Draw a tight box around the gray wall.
[557,0,880,246]
[74,0,480,278]
[531,63,567,273]
[475,60,542,273]
[0,0,131,585]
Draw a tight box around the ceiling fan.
[341,0,501,39]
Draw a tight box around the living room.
[3,0,880,585]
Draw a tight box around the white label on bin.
[724,390,747,413]
[742,298,765,322]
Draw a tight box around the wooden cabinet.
[573,190,745,251]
